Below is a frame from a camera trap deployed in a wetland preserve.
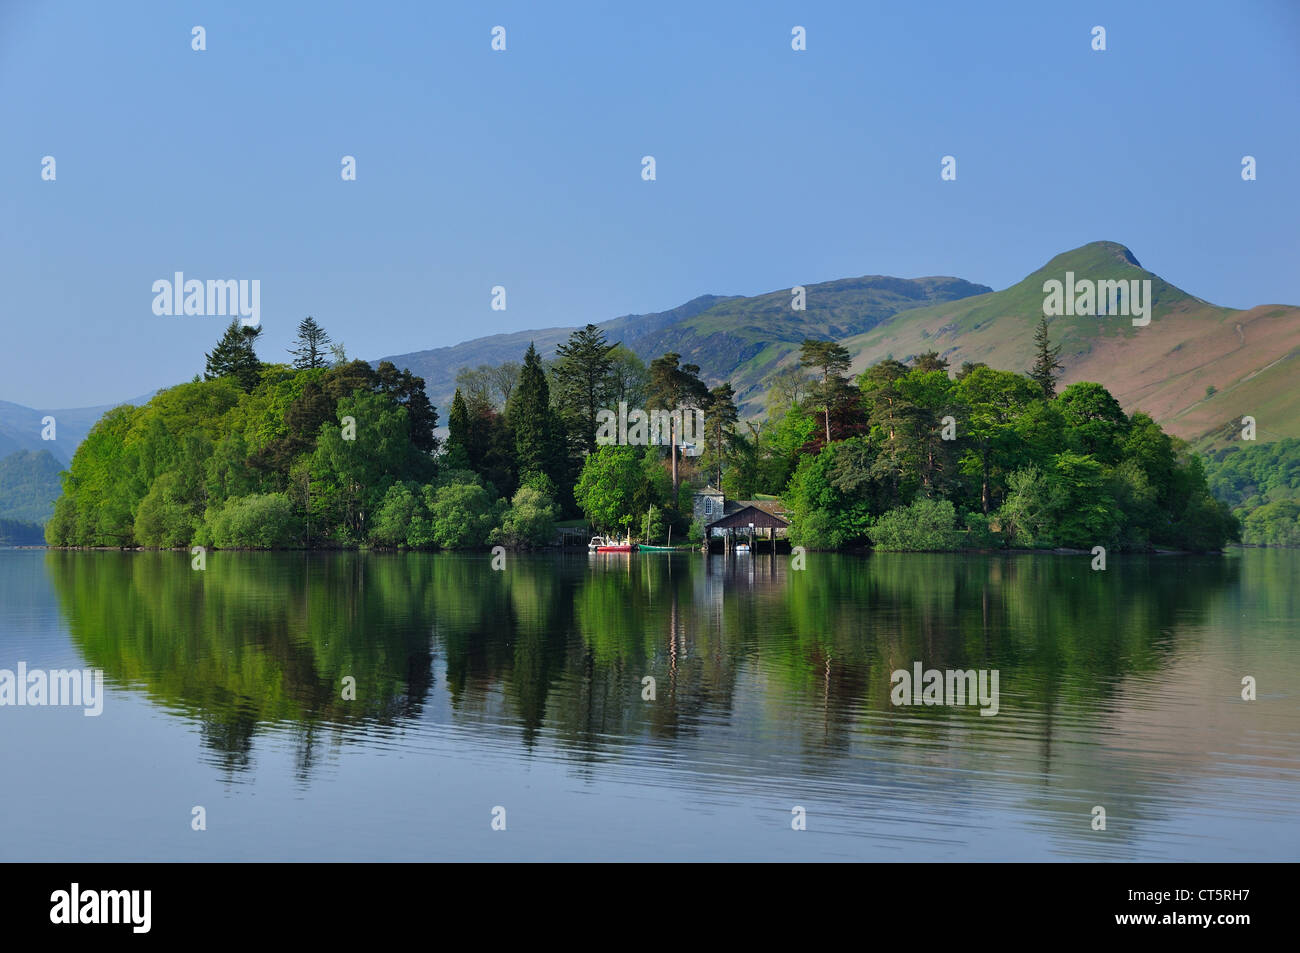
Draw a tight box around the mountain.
[378,278,991,416]
[833,242,1300,449]
[0,393,159,465]
[12,242,1293,471]
[0,449,63,524]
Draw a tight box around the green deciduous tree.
[574,446,645,535]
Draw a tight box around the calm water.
[0,547,1297,861]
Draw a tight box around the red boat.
[589,536,634,552]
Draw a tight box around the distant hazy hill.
[0,449,63,524]
[0,393,158,464]
[377,278,991,416]
[834,242,1300,449]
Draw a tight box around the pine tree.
[289,316,332,369]
[506,343,561,484]
[701,383,739,488]
[648,352,708,493]
[799,339,852,444]
[554,324,616,455]
[1030,316,1064,398]
[204,320,263,391]
[445,388,474,470]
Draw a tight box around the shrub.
[369,482,424,548]
[427,481,500,549]
[491,484,558,549]
[133,474,200,547]
[204,493,301,548]
[868,498,962,551]
[962,510,999,548]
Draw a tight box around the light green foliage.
[786,438,877,549]
[1203,438,1300,546]
[48,361,440,549]
[574,446,644,534]
[369,482,424,548]
[428,482,501,549]
[492,482,559,549]
[204,493,300,548]
[134,472,202,547]
[868,498,962,551]
[997,465,1054,547]
[1240,500,1300,546]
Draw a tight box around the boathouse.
[693,486,791,552]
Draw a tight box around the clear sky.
[3,0,1298,408]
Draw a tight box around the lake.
[1,547,1297,861]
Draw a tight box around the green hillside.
[837,242,1299,448]
[378,278,990,416]
[1203,438,1300,545]
[0,449,64,524]
[616,275,991,415]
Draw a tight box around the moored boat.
[589,536,634,552]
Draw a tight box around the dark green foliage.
[553,324,616,456]
[445,389,474,470]
[204,320,264,391]
[507,343,565,488]
[1030,316,1064,398]
[648,352,708,493]
[785,354,1237,553]
[46,319,1238,556]
[799,338,854,444]
[787,437,879,548]
[700,383,739,488]
[373,360,440,455]
[289,316,332,369]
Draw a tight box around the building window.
[704,498,713,516]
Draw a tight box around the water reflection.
[35,548,1300,858]
[46,550,1248,773]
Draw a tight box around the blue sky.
[3,0,1298,407]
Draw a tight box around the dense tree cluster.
[46,317,1239,553]
[1203,438,1300,546]
[774,345,1238,551]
